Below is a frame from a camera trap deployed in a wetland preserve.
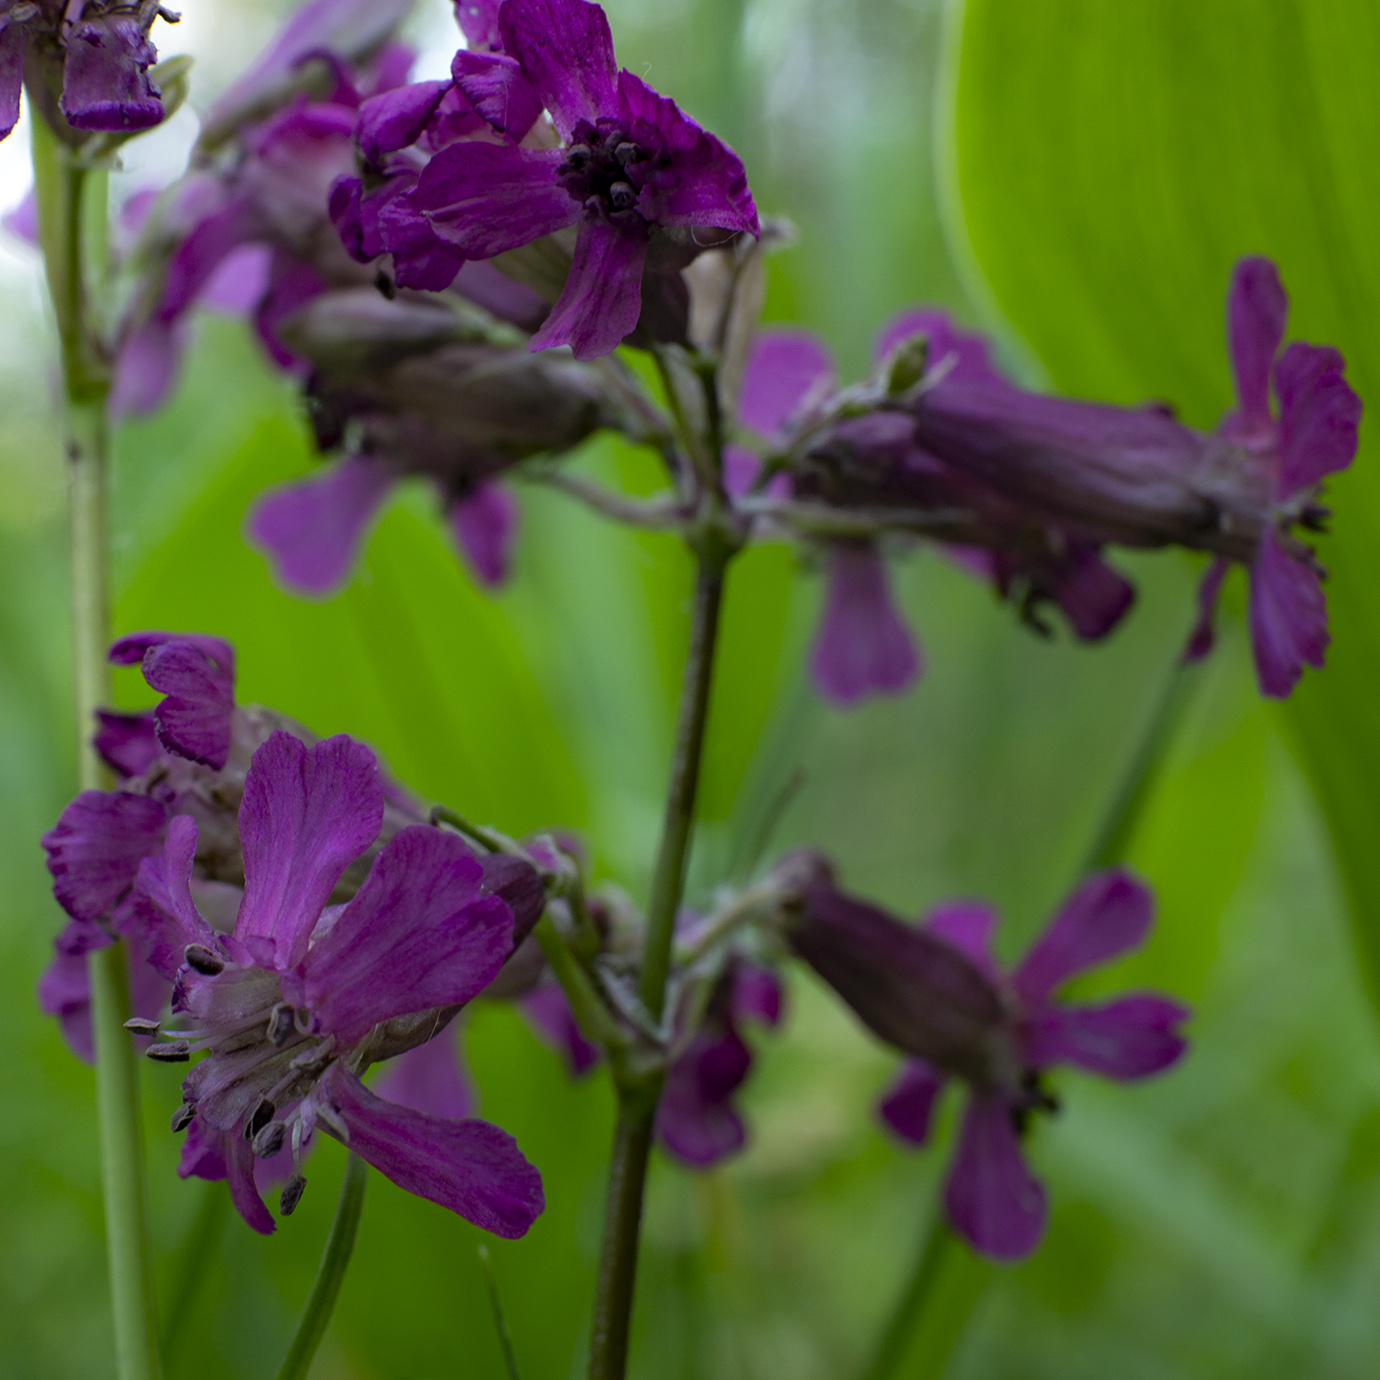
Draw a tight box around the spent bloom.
[1,0,168,142]
[130,730,545,1237]
[905,257,1360,699]
[370,0,759,359]
[787,861,1187,1259]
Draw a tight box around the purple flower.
[905,260,1360,699]
[393,0,758,359]
[1185,257,1362,697]
[656,961,784,1167]
[790,864,1187,1260]
[131,730,545,1237]
[1,4,167,144]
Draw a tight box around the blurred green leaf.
[948,0,1380,996]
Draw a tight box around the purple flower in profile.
[790,864,1187,1260]
[1,4,167,144]
[1186,257,1362,697]
[398,0,759,359]
[656,961,784,1166]
[130,730,544,1237]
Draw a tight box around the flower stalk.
[274,1154,369,1380]
[31,110,164,1380]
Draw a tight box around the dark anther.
[246,1098,276,1139]
[184,943,223,976]
[252,1119,288,1159]
[316,1103,349,1142]
[294,1007,315,1036]
[124,1017,161,1036]
[566,142,591,170]
[171,1103,196,1133]
[374,268,396,300]
[147,1040,192,1062]
[280,1174,308,1216]
[614,142,641,167]
[267,1002,295,1046]
[609,181,637,210]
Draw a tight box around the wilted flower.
[786,861,1187,1260]
[129,730,545,1236]
[366,0,759,359]
[2,0,169,142]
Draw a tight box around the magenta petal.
[874,309,1006,386]
[455,0,504,51]
[1249,527,1329,699]
[140,639,236,769]
[235,733,383,973]
[1053,546,1135,641]
[60,17,164,132]
[1225,257,1288,440]
[200,243,274,315]
[356,81,450,165]
[374,1024,475,1121]
[809,543,922,707]
[38,940,101,1063]
[923,902,999,979]
[656,1028,751,1167]
[255,252,325,370]
[320,1065,544,1238]
[3,187,37,244]
[521,983,601,1076]
[616,72,759,236]
[499,0,618,141]
[94,710,160,778]
[738,330,835,440]
[1182,557,1230,664]
[451,50,544,139]
[1273,341,1362,496]
[447,482,519,588]
[110,319,187,419]
[376,181,469,290]
[157,198,265,323]
[178,1114,228,1183]
[43,790,169,923]
[878,1060,946,1146]
[732,963,784,1029]
[1,24,24,142]
[1014,870,1154,1004]
[226,1130,276,1235]
[415,143,575,257]
[302,826,512,1044]
[247,458,394,596]
[1024,995,1189,1080]
[529,218,648,360]
[126,815,219,980]
[944,1093,1047,1261]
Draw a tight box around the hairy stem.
[587,556,730,1380]
[275,1153,369,1380]
[32,112,163,1380]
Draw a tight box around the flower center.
[559,120,648,219]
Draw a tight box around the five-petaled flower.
[398,0,758,359]
[788,862,1187,1260]
[130,729,545,1237]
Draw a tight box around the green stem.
[862,1214,952,1380]
[863,659,1201,1380]
[33,110,163,1380]
[275,1154,369,1380]
[587,556,730,1380]
[160,1181,229,1360]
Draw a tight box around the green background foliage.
[1,1,1378,1376]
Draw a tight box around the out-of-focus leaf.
[947,0,1380,996]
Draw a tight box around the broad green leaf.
[947,0,1380,995]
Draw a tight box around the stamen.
[280,1174,308,1216]
[147,1039,192,1062]
[171,1103,196,1133]
[316,1103,349,1143]
[246,1097,276,1139]
[566,143,591,170]
[251,1119,288,1158]
[124,1017,161,1036]
[614,142,641,167]
[267,1003,295,1046]
[184,943,224,976]
[609,181,637,211]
